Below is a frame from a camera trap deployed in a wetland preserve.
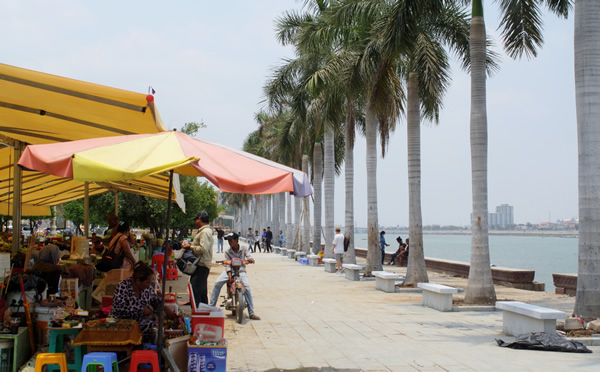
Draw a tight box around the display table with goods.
[72,319,141,356]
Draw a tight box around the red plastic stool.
[166,267,178,280]
[151,253,165,281]
[129,350,159,372]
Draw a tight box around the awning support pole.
[12,142,23,254]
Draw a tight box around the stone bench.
[273,246,281,254]
[307,254,320,266]
[287,249,296,259]
[322,258,337,273]
[280,248,288,256]
[496,301,566,336]
[342,264,364,281]
[294,251,307,261]
[373,271,404,293]
[417,282,459,312]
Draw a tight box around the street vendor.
[101,213,119,245]
[29,242,67,295]
[109,261,161,341]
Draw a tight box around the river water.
[353,233,578,292]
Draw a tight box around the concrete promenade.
[175,241,599,371]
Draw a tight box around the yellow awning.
[0,202,51,216]
[0,63,166,144]
[0,64,182,210]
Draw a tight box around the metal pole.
[157,170,174,360]
[84,182,89,237]
[12,142,23,254]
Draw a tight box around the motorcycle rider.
[209,232,261,320]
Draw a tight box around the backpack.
[343,236,350,252]
[177,250,201,275]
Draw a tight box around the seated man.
[209,232,260,320]
[389,237,408,266]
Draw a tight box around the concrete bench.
[307,254,320,266]
[496,301,566,336]
[294,251,307,261]
[342,264,364,281]
[280,248,288,256]
[322,258,337,273]
[287,249,296,259]
[417,283,459,312]
[273,246,281,254]
[373,271,403,293]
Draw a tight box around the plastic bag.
[496,332,592,353]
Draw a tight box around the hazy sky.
[1,1,576,227]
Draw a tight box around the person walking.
[332,227,345,274]
[246,228,254,252]
[265,227,273,253]
[254,230,262,253]
[379,231,390,265]
[182,211,213,306]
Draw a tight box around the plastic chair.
[48,328,84,372]
[81,352,118,372]
[151,253,165,280]
[35,353,68,372]
[166,267,178,280]
[129,350,159,372]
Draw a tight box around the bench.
[307,254,320,266]
[287,249,296,259]
[373,271,404,293]
[273,246,281,254]
[417,283,459,312]
[496,301,566,336]
[342,264,364,281]
[322,258,337,273]
[280,248,288,256]
[294,251,307,261]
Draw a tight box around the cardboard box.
[188,344,227,372]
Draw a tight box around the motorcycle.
[216,258,252,323]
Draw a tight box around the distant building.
[489,204,514,229]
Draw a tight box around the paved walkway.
[171,242,599,371]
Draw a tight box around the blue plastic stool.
[81,352,118,372]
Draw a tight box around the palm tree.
[574,0,600,319]
[464,0,571,304]
[313,142,323,254]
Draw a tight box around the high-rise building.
[488,204,514,228]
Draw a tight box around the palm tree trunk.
[365,104,381,274]
[294,186,302,251]
[313,142,323,254]
[279,193,286,247]
[286,192,292,248]
[405,72,428,284]
[344,110,356,264]
[302,155,311,253]
[574,0,600,319]
[324,127,335,259]
[273,193,280,245]
[465,7,496,305]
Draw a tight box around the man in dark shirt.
[216,227,225,253]
[265,226,273,253]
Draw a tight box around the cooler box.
[188,283,225,339]
[188,344,227,372]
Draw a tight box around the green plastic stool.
[47,328,84,372]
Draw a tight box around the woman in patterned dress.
[109,261,160,341]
